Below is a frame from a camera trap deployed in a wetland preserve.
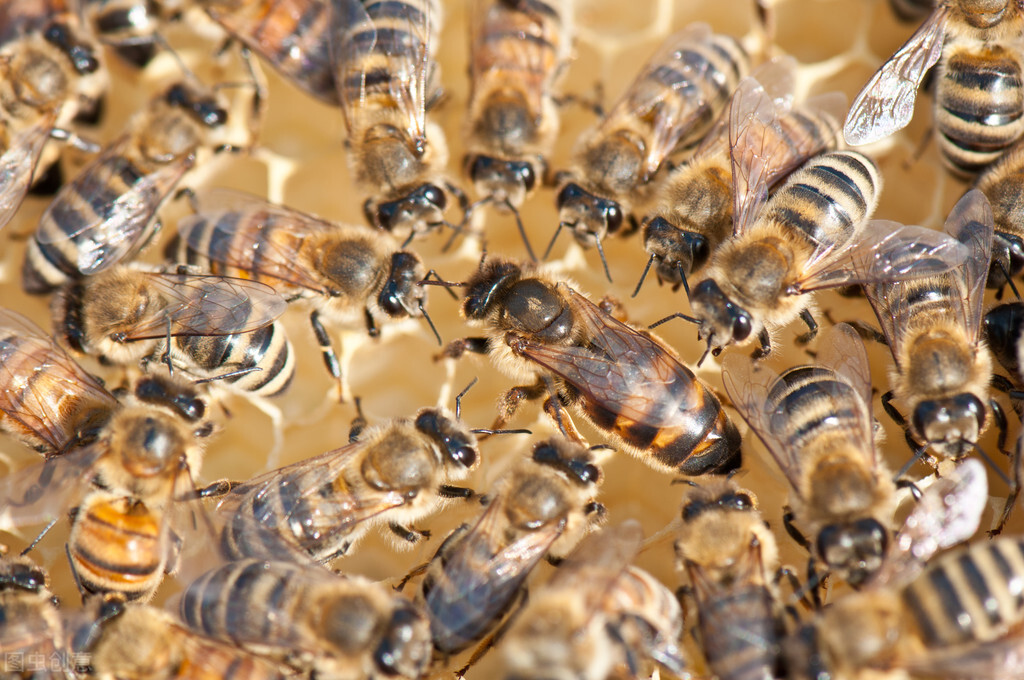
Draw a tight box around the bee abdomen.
[173,321,295,397]
[699,584,782,680]
[769,366,862,452]
[937,48,1024,176]
[70,499,164,600]
[902,537,1024,647]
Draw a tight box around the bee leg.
[394,561,431,592]
[993,442,1022,536]
[21,518,58,556]
[776,565,814,613]
[895,478,923,502]
[438,484,475,500]
[491,381,548,433]
[542,394,584,445]
[310,311,345,403]
[455,588,530,678]
[389,522,430,545]
[349,397,368,442]
[795,310,819,346]
[782,508,810,550]
[436,336,490,361]
[751,330,772,360]
[991,398,1011,455]
[880,391,907,428]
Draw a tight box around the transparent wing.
[721,352,804,494]
[843,6,947,145]
[862,276,913,371]
[0,112,56,232]
[867,457,987,590]
[817,323,876,466]
[0,308,118,454]
[514,287,702,426]
[545,520,642,604]
[943,189,994,347]
[120,273,287,341]
[0,445,104,532]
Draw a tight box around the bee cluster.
[3,0,1024,679]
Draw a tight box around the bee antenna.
[470,428,532,436]
[996,259,1022,301]
[400,230,417,249]
[894,440,931,482]
[454,377,479,419]
[155,33,204,89]
[194,366,262,385]
[418,270,465,298]
[696,338,713,368]
[543,221,568,261]
[633,254,656,298]
[21,518,59,557]
[648,312,700,330]
[970,441,1012,486]
[418,300,443,346]
[676,262,691,298]
[594,237,613,283]
[588,443,616,452]
[502,197,537,263]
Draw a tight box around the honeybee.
[635,59,844,295]
[862,190,1002,468]
[973,134,1024,291]
[500,520,686,680]
[214,393,483,563]
[0,549,66,674]
[462,0,572,253]
[200,0,336,105]
[440,257,742,476]
[82,0,186,67]
[844,0,1024,176]
[722,323,897,588]
[687,149,969,360]
[0,0,107,231]
[333,0,453,239]
[80,602,297,680]
[674,479,784,680]
[180,558,432,680]
[21,80,232,295]
[172,189,439,398]
[416,436,605,669]
[50,265,294,398]
[550,24,749,280]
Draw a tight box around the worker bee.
[635,59,844,296]
[462,0,572,254]
[440,257,742,476]
[674,479,784,680]
[863,190,1002,469]
[844,0,1024,176]
[416,436,605,670]
[79,602,297,680]
[686,149,969,360]
[0,548,67,675]
[180,558,432,680]
[333,0,454,239]
[21,79,231,295]
[50,265,294,398]
[0,0,107,231]
[973,134,1024,291]
[172,189,439,399]
[501,520,686,680]
[549,23,749,280]
[214,390,483,563]
[723,323,897,588]
[200,0,336,105]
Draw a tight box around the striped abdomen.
[767,365,864,455]
[936,46,1024,177]
[759,105,843,178]
[205,0,336,106]
[68,495,166,601]
[974,136,1024,285]
[698,583,782,680]
[763,150,880,250]
[171,321,295,397]
[902,537,1024,647]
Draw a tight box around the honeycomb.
[0,0,1018,677]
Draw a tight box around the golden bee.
[500,520,685,680]
[635,59,844,295]
[462,0,572,256]
[334,0,454,239]
[441,257,742,476]
[686,149,968,360]
[0,0,107,231]
[415,436,605,671]
[22,80,231,295]
[179,558,433,680]
[723,323,897,588]
[844,0,1024,176]
[50,265,294,398]
[549,23,749,280]
[674,479,784,680]
[172,189,440,398]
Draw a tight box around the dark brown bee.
[723,323,896,587]
[550,23,749,279]
[22,81,230,295]
[845,0,1024,176]
[443,257,741,476]
[416,436,605,669]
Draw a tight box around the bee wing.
[119,273,287,341]
[794,220,970,294]
[514,288,703,425]
[0,445,104,532]
[37,138,194,275]
[867,458,987,590]
[720,352,805,494]
[904,627,1024,680]
[545,520,642,600]
[0,308,118,454]
[333,0,437,144]
[0,111,57,232]
[843,5,947,145]
[177,190,335,294]
[817,323,877,466]
[943,189,995,347]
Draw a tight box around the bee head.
[0,561,48,593]
[817,518,888,588]
[642,216,710,285]
[465,155,538,209]
[378,252,427,319]
[911,393,986,459]
[556,182,624,246]
[983,302,1024,376]
[374,184,447,233]
[531,437,601,487]
[373,603,431,678]
[690,279,753,353]
[680,487,755,524]
[414,408,479,472]
[462,259,523,320]
[164,83,228,128]
[134,375,207,424]
[43,22,100,75]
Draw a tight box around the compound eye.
[556,183,582,208]
[606,204,623,233]
[422,184,446,210]
[575,462,600,484]
[681,500,706,523]
[451,445,477,468]
[956,393,986,428]
[727,492,754,510]
[166,84,188,107]
[199,102,228,127]
[732,314,752,342]
[518,164,536,192]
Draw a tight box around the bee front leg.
[492,381,548,432]
[389,522,430,545]
[795,309,818,345]
[437,336,490,361]
[751,329,772,360]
